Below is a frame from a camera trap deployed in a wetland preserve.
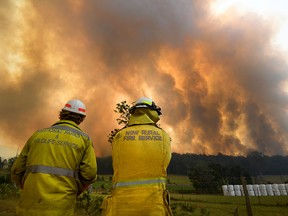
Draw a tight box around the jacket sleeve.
[79,138,97,185]
[11,134,35,188]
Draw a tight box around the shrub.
[170,202,197,215]
[76,192,104,215]
[0,183,20,199]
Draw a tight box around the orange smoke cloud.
[1,0,288,158]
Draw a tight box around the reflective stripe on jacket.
[113,177,167,188]
[25,165,80,179]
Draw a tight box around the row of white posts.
[222,184,288,196]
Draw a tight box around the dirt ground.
[0,198,97,216]
[0,199,17,216]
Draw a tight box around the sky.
[1,0,288,159]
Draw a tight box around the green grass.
[1,175,288,216]
[168,175,191,185]
[258,175,288,184]
[2,193,288,216]
[171,194,288,216]
[167,175,194,194]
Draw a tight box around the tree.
[8,157,17,169]
[188,162,253,194]
[107,101,131,144]
[188,162,219,193]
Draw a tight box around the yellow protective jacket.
[11,120,97,216]
[101,109,172,216]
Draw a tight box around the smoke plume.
[1,0,288,157]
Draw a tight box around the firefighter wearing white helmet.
[60,99,87,125]
[11,99,97,216]
[62,99,87,116]
[101,97,172,216]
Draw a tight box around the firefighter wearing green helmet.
[101,97,172,215]
[11,99,97,216]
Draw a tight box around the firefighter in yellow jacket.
[11,99,97,216]
[101,97,172,215]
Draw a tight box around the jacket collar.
[127,109,160,126]
[52,120,81,130]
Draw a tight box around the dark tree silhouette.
[107,101,131,144]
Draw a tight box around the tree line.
[3,151,287,178]
[97,151,288,176]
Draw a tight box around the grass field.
[1,175,288,216]
[171,194,288,216]
[1,192,287,216]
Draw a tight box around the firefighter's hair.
[59,110,85,125]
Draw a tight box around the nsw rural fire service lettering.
[35,138,79,149]
[39,128,63,134]
[64,130,80,137]
[123,130,162,141]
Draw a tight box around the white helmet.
[129,97,162,115]
[62,99,87,116]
